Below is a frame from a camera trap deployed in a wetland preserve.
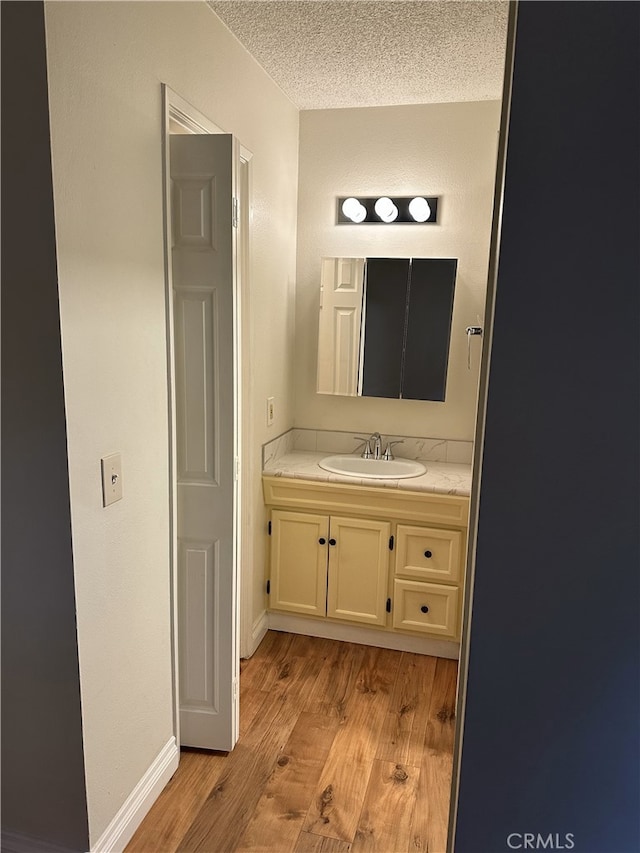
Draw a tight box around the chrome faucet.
[370,432,383,459]
[354,433,404,461]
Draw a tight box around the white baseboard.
[267,612,460,659]
[245,609,269,658]
[91,736,179,853]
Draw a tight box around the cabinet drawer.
[395,524,463,583]
[392,579,459,638]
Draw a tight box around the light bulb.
[342,197,367,223]
[408,197,431,222]
[374,196,398,223]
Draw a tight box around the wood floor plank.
[376,653,438,767]
[408,658,457,853]
[303,639,367,722]
[267,634,337,702]
[239,632,295,735]
[351,760,419,853]
[408,748,453,853]
[424,658,458,754]
[302,646,398,843]
[235,712,339,852]
[125,749,226,853]
[241,633,333,738]
[177,636,328,852]
[294,832,352,853]
[241,630,295,695]
[239,678,270,738]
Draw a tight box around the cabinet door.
[270,510,328,616]
[326,516,390,626]
[403,258,457,401]
[361,258,410,398]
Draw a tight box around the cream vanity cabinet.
[269,510,390,625]
[263,475,469,641]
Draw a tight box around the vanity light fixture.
[336,195,438,225]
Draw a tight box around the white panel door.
[317,257,365,395]
[171,134,238,751]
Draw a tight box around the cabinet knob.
[329,538,337,546]
[424,550,432,559]
[319,537,326,545]
[421,605,430,614]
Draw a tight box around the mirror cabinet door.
[361,258,410,398]
[403,258,457,401]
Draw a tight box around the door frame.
[161,84,252,745]
[446,3,519,850]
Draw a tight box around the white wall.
[294,102,501,440]
[44,0,299,843]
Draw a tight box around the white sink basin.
[318,454,426,480]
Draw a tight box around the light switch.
[101,453,123,507]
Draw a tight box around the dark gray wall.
[455,3,639,852]
[1,3,90,851]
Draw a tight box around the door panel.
[327,516,390,625]
[317,257,365,395]
[171,134,237,751]
[178,541,217,704]
[174,289,217,483]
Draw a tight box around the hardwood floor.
[126,631,457,853]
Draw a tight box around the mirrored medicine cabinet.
[317,256,457,401]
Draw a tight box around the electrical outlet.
[267,396,275,426]
[101,453,123,507]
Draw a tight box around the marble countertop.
[263,451,472,497]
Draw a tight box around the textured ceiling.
[207,1,509,110]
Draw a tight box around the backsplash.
[262,428,473,468]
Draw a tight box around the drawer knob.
[319,537,326,545]
[329,538,337,546]
[424,550,433,559]
[421,605,430,614]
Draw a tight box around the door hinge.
[268,520,272,535]
[266,579,271,595]
[234,456,240,481]
[389,535,394,551]
[232,197,239,228]
[232,677,238,700]
[386,597,392,613]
